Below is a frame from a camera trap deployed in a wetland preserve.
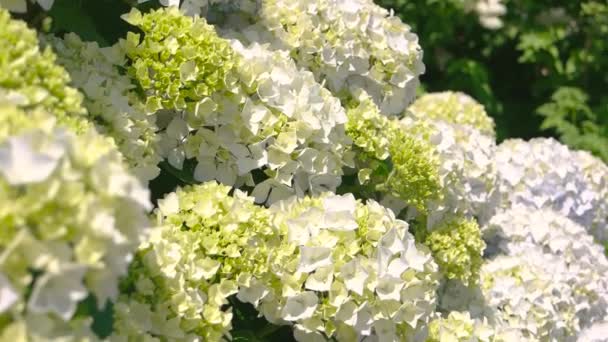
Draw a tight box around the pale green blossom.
[0,103,151,339]
[113,182,280,341]
[423,217,486,286]
[406,91,495,138]
[427,311,494,342]
[400,92,499,227]
[345,93,442,214]
[0,8,88,133]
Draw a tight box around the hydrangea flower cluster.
[0,8,87,133]
[482,207,608,327]
[0,100,151,339]
[496,138,608,242]
[113,182,278,341]
[345,93,442,213]
[122,8,350,203]
[406,91,495,137]
[401,92,499,227]
[478,250,584,340]
[426,311,523,342]
[47,33,162,182]
[422,217,485,286]
[262,193,440,341]
[217,0,425,115]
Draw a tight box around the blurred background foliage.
[377,0,608,162]
[13,0,608,162]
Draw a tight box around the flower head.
[0,8,87,132]
[260,193,440,340]
[113,182,279,340]
[0,102,151,337]
[496,138,608,242]
[423,217,486,286]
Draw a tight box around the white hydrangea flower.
[0,103,151,334]
[575,149,608,240]
[260,193,440,341]
[205,0,424,115]
[397,97,499,226]
[479,249,592,340]
[154,41,350,204]
[48,33,162,182]
[483,207,608,328]
[427,311,513,342]
[496,138,608,242]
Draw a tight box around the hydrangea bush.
[0,1,607,341]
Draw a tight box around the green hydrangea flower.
[113,182,280,341]
[407,91,495,137]
[400,92,499,228]
[0,8,88,133]
[423,217,485,286]
[121,7,237,112]
[47,33,162,182]
[345,93,441,213]
[0,101,151,339]
[428,311,494,342]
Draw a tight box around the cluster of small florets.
[496,138,608,242]
[401,92,499,226]
[345,93,442,213]
[48,33,162,182]
[423,217,485,286]
[482,207,608,327]
[113,182,278,341]
[213,0,424,115]
[0,100,151,339]
[122,8,351,202]
[407,92,495,137]
[478,250,584,340]
[426,311,504,342]
[0,8,87,133]
[264,193,440,341]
